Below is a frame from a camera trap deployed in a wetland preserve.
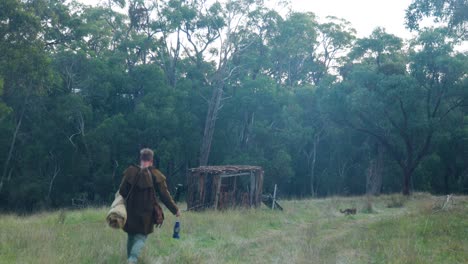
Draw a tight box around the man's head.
[140,148,154,166]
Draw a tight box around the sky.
[288,0,415,39]
[287,0,466,51]
[79,0,416,39]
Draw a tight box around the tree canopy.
[0,0,466,211]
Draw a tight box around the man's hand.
[176,210,181,217]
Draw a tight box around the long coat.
[119,165,179,235]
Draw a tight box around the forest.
[0,0,466,211]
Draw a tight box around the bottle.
[172,218,180,239]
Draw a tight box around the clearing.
[0,193,467,263]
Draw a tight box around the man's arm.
[152,169,179,215]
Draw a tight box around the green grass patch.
[346,209,468,263]
[0,194,466,264]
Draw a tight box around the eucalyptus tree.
[166,0,275,166]
[409,28,468,193]
[0,0,57,195]
[268,12,319,87]
[406,0,467,39]
[148,0,186,87]
[300,17,355,195]
[315,16,356,84]
[406,0,466,152]
[218,8,282,154]
[265,13,357,195]
[335,28,467,195]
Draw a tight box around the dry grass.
[386,193,409,208]
[0,193,467,264]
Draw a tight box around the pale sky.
[288,0,415,39]
[78,0,468,51]
[79,0,416,39]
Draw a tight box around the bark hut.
[186,165,264,211]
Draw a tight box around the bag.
[106,191,127,229]
[153,202,165,227]
[107,166,142,229]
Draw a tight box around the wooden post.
[254,171,262,206]
[199,173,205,208]
[214,175,222,210]
[186,170,192,210]
[272,184,277,210]
[250,171,255,207]
[257,170,264,206]
[233,176,237,206]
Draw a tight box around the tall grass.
[0,194,466,263]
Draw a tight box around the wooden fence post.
[272,184,277,210]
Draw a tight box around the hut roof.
[189,165,262,175]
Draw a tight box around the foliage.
[406,0,467,40]
[0,0,466,211]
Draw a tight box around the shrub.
[387,194,407,208]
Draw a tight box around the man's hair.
[140,148,154,162]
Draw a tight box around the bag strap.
[146,168,158,203]
[125,166,142,201]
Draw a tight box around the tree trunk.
[46,158,60,204]
[366,143,383,196]
[443,166,452,194]
[310,141,317,197]
[402,168,411,196]
[0,108,24,193]
[309,133,321,197]
[240,111,254,150]
[338,161,348,193]
[199,84,223,166]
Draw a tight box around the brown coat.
[119,165,178,235]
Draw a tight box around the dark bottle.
[172,218,180,239]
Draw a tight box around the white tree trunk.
[199,85,224,166]
[0,109,24,193]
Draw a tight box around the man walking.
[119,148,180,264]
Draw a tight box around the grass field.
[1,193,467,264]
